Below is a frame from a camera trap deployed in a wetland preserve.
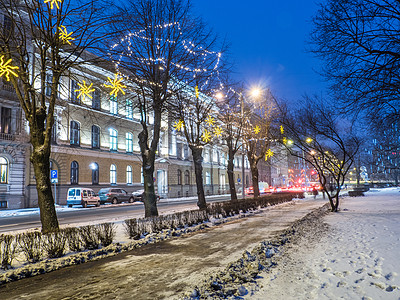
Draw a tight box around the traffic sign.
[51,170,58,179]
[51,178,58,183]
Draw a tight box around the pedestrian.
[312,187,318,199]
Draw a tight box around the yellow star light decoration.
[265,149,274,160]
[283,137,287,145]
[280,125,284,134]
[173,120,184,131]
[205,115,215,126]
[254,125,261,134]
[105,74,126,97]
[58,25,74,45]
[213,126,223,137]
[75,80,95,100]
[195,85,199,99]
[44,0,62,10]
[201,129,211,143]
[0,56,19,81]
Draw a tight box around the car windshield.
[68,189,75,196]
[99,189,109,193]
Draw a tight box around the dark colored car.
[132,189,161,202]
[98,188,135,204]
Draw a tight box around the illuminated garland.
[75,80,95,100]
[0,56,19,81]
[58,25,74,45]
[44,0,62,10]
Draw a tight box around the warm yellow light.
[215,92,223,100]
[306,138,313,143]
[287,140,293,145]
[310,150,316,155]
[250,88,261,98]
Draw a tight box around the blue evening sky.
[192,0,327,102]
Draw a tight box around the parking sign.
[51,170,58,183]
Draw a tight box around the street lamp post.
[241,93,245,198]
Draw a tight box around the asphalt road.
[0,195,232,233]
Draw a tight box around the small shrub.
[43,231,67,258]
[79,225,100,250]
[97,223,116,247]
[124,219,140,239]
[63,227,82,252]
[0,234,18,270]
[17,231,42,263]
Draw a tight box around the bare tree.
[111,0,223,215]
[310,0,400,123]
[280,96,361,212]
[243,101,275,198]
[0,0,113,232]
[215,86,248,200]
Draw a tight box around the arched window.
[184,170,190,185]
[91,125,100,149]
[126,132,133,153]
[70,121,80,146]
[177,169,182,185]
[109,128,118,151]
[110,164,117,184]
[126,165,132,184]
[70,161,79,184]
[91,162,99,185]
[0,157,8,184]
[205,171,211,185]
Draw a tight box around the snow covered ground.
[251,187,400,300]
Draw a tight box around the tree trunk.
[227,150,237,200]
[191,146,206,210]
[30,146,59,233]
[250,162,260,198]
[138,131,158,218]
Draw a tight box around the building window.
[126,165,132,184]
[45,73,53,97]
[70,161,79,184]
[184,170,190,185]
[91,162,99,185]
[0,157,8,184]
[126,132,133,153]
[70,121,80,146]
[110,96,118,115]
[109,128,118,151]
[110,164,116,184]
[3,15,13,38]
[70,80,79,103]
[0,107,11,134]
[92,89,101,110]
[91,125,100,149]
[126,99,133,119]
[205,171,211,185]
[177,169,182,185]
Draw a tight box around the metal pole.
[241,94,245,198]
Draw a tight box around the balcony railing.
[0,132,14,141]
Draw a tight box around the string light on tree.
[201,129,211,143]
[58,26,74,45]
[104,74,126,97]
[0,56,19,81]
[44,0,62,10]
[173,120,184,131]
[75,80,95,101]
[280,125,284,134]
[195,85,199,99]
[265,149,274,160]
[213,126,223,137]
[205,115,215,127]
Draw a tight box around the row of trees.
[3,0,390,232]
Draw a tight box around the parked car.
[98,188,135,204]
[132,189,161,202]
[67,188,100,208]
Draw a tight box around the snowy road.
[0,198,326,300]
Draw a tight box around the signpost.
[51,170,58,205]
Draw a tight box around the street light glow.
[250,87,261,98]
[215,92,224,100]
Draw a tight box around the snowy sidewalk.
[251,187,400,300]
[0,198,326,300]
